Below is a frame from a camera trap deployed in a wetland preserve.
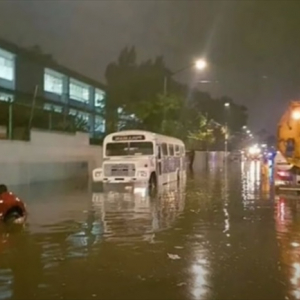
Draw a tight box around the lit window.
[0,92,13,102]
[44,104,62,113]
[95,88,105,108]
[94,116,105,133]
[69,79,90,103]
[69,109,89,121]
[44,68,63,95]
[0,48,14,81]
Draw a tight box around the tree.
[104,47,249,147]
[188,114,216,150]
[105,46,138,132]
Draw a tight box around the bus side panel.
[159,154,184,185]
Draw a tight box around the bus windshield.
[106,142,154,156]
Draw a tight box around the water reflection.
[0,181,187,300]
[241,161,262,204]
[275,196,300,300]
[1,166,297,300]
[190,247,210,300]
[0,269,13,299]
[90,182,186,243]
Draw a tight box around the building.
[0,38,106,137]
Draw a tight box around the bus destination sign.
[112,135,145,141]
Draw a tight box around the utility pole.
[8,98,13,140]
[28,85,39,131]
[163,76,167,96]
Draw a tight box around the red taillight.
[279,197,286,203]
[277,171,287,177]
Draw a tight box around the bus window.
[175,145,180,156]
[106,142,154,156]
[162,143,168,156]
[157,145,162,159]
[169,144,174,156]
[179,145,184,155]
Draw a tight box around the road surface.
[0,161,297,300]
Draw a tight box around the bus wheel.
[148,173,157,195]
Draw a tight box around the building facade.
[0,38,106,137]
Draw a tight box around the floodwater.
[1,161,300,299]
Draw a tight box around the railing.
[0,101,103,144]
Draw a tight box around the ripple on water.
[0,163,294,300]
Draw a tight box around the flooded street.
[0,161,299,300]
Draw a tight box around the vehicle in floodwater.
[0,185,26,224]
[274,151,294,187]
[92,130,186,193]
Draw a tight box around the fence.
[0,101,104,144]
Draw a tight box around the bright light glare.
[292,110,300,120]
[248,146,261,154]
[134,187,147,197]
[224,102,230,107]
[195,59,207,70]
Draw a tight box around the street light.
[242,125,247,129]
[292,110,300,120]
[195,59,207,71]
[163,59,207,95]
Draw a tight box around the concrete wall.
[0,129,102,186]
[1,130,228,185]
[0,126,5,139]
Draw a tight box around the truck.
[276,101,300,189]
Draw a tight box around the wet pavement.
[1,161,300,299]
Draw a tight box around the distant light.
[242,126,247,129]
[291,242,300,248]
[224,103,230,107]
[248,145,261,154]
[247,130,250,134]
[292,110,300,120]
[195,59,207,70]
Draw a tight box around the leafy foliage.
[104,46,248,149]
[188,114,227,150]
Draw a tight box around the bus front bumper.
[102,177,149,184]
[92,168,149,184]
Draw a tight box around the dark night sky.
[1,0,300,133]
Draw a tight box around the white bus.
[92,130,186,192]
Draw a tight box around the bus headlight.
[95,171,102,177]
[137,170,148,177]
[93,168,103,180]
